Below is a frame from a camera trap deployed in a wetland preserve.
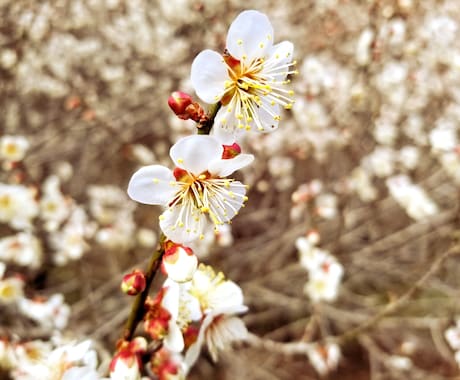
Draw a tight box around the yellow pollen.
[198,174,206,180]
[200,206,209,213]
[238,124,244,129]
[237,39,243,45]
[243,196,248,201]
[179,222,184,227]
[245,125,251,131]
[153,178,159,184]
[224,180,230,188]
[159,215,165,220]
[178,158,184,163]
[259,42,264,48]
[242,54,247,60]
[199,234,205,240]
[274,115,281,121]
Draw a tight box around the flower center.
[220,52,296,132]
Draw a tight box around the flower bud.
[109,350,142,380]
[168,91,193,119]
[162,244,198,283]
[222,143,241,159]
[121,270,146,296]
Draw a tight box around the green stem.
[197,102,221,135]
[122,235,166,341]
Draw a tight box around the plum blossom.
[191,10,295,144]
[128,135,253,244]
[0,135,30,163]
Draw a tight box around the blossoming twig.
[121,236,165,341]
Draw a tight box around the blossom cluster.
[296,232,343,303]
[115,9,296,378]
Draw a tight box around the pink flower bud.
[121,270,146,296]
[168,91,193,119]
[222,143,241,159]
[162,244,198,283]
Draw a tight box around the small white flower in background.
[0,184,39,230]
[215,223,234,247]
[12,339,97,380]
[191,10,295,144]
[445,320,460,350]
[0,232,42,269]
[315,193,338,219]
[304,264,343,303]
[292,99,330,130]
[386,175,438,221]
[0,274,24,304]
[299,56,327,95]
[50,206,94,265]
[307,342,341,376]
[363,146,396,178]
[422,16,458,48]
[95,211,136,251]
[356,27,374,66]
[348,167,377,202]
[296,235,344,303]
[440,151,460,184]
[0,135,30,162]
[398,146,420,170]
[379,19,406,48]
[18,294,70,330]
[128,135,253,244]
[373,119,398,146]
[388,355,413,370]
[0,339,18,370]
[429,120,458,152]
[136,228,157,248]
[88,185,136,226]
[40,175,71,232]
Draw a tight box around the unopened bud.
[222,143,241,159]
[168,91,193,119]
[121,270,146,296]
[162,243,198,283]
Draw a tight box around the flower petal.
[208,280,244,310]
[208,154,254,177]
[164,319,185,352]
[170,135,223,176]
[127,165,177,205]
[160,205,208,244]
[207,180,247,223]
[226,10,274,62]
[253,97,280,132]
[191,50,228,104]
[212,105,239,145]
[263,41,294,82]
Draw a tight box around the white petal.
[208,281,244,310]
[162,281,180,319]
[160,205,207,244]
[208,154,254,177]
[207,180,246,223]
[127,165,176,205]
[191,50,228,104]
[212,106,239,145]
[226,10,274,62]
[254,98,280,132]
[265,41,294,81]
[164,320,185,352]
[170,135,223,175]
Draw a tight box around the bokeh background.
[1,0,460,379]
